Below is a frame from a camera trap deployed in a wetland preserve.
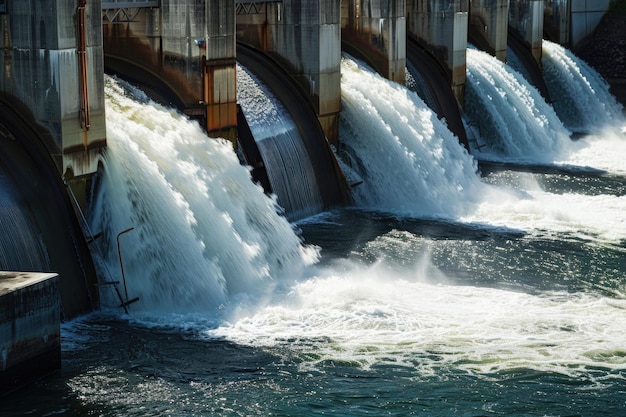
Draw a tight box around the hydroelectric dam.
[1,0,624,394]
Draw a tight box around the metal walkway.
[102,0,281,9]
[102,1,158,8]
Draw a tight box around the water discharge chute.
[236,44,351,221]
[0,171,50,271]
[405,38,469,148]
[542,40,624,133]
[465,47,572,163]
[236,64,324,221]
[337,56,485,218]
[89,77,317,313]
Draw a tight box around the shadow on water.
[298,208,527,261]
[478,160,608,177]
[298,208,626,298]
[478,161,626,196]
[2,316,280,417]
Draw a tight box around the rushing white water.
[461,185,626,244]
[74,63,626,397]
[237,65,324,221]
[536,41,626,174]
[209,252,626,379]
[465,48,573,163]
[89,77,317,313]
[542,40,624,133]
[563,129,626,175]
[337,56,626,244]
[337,56,486,218]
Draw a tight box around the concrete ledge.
[0,272,60,395]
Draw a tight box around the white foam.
[542,40,624,133]
[210,261,626,378]
[465,48,573,163]
[88,77,316,313]
[338,56,485,217]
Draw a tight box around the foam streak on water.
[210,259,626,379]
[88,77,316,313]
[465,48,572,163]
[338,56,485,217]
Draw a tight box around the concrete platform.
[0,272,60,395]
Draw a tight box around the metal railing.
[102,0,158,9]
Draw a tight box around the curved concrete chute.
[103,54,188,111]
[236,43,353,214]
[236,104,273,195]
[406,38,469,150]
[340,40,391,84]
[0,97,99,318]
[507,29,552,101]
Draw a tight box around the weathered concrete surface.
[509,0,544,66]
[237,0,342,144]
[0,272,60,394]
[569,0,611,46]
[0,0,106,178]
[341,0,406,84]
[103,0,237,142]
[469,0,509,62]
[0,108,98,318]
[544,0,569,45]
[406,0,469,106]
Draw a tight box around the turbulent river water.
[3,41,626,416]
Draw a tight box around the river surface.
[3,43,626,416]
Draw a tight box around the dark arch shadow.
[406,37,469,149]
[104,54,187,110]
[507,28,552,101]
[0,94,98,318]
[236,42,353,210]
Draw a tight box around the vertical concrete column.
[469,0,509,62]
[204,0,237,142]
[160,0,236,143]
[406,0,469,106]
[509,1,544,66]
[543,0,570,46]
[266,0,342,144]
[340,0,406,84]
[0,0,106,178]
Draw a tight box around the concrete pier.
[0,272,60,394]
[544,0,611,48]
[406,0,469,106]
[237,0,343,144]
[0,0,106,179]
[509,0,544,66]
[544,0,569,45]
[341,0,406,84]
[103,0,237,143]
[469,0,509,62]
